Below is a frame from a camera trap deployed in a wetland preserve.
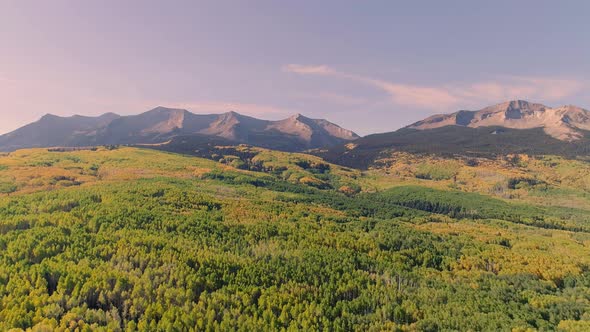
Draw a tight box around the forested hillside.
[0,147,589,331]
[317,126,590,169]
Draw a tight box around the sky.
[1,0,590,136]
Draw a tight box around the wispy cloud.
[282,64,335,75]
[154,101,296,118]
[284,64,585,110]
[293,92,370,106]
[355,76,460,109]
[0,74,13,83]
[451,77,584,105]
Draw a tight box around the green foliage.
[507,177,547,190]
[368,186,590,231]
[0,181,17,195]
[0,148,588,330]
[415,161,460,180]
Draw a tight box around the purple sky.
[2,0,589,135]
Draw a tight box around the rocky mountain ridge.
[0,107,359,152]
[409,100,590,141]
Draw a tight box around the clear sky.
[2,0,589,135]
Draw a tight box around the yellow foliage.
[557,320,590,331]
[416,220,590,283]
[363,152,590,212]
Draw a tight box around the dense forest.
[0,147,589,331]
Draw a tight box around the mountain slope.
[268,114,359,146]
[0,113,121,151]
[0,108,359,152]
[99,107,220,144]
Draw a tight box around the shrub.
[338,184,361,196]
[0,181,17,195]
[415,161,460,181]
[507,177,547,190]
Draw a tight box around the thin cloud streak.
[293,92,370,106]
[156,101,297,119]
[282,64,335,75]
[353,76,460,109]
[451,77,584,106]
[284,64,585,111]
[0,74,14,83]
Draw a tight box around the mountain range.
[3,100,590,165]
[409,100,590,141]
[318,100,590,168]
[0,107,359,152]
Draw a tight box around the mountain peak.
[217,111,241,122]
[99,112,120,119]
[39,112,120,122]
[486,99,547,111]
[290,113,305,119]
[40,113,60,121]
[505,99,536,106]
[220,110,244,119]
[146,106,188,115]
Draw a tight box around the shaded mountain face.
[409,100,590,141]
[0,107,359,152]
[98,107,220,145]
[317,100,590,169]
